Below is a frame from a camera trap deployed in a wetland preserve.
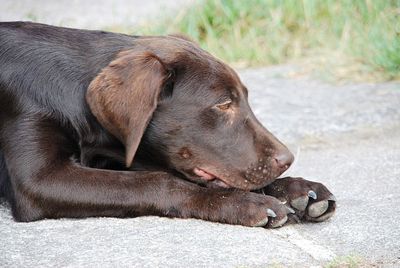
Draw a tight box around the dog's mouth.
[193,167,231,188]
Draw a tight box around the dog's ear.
[86,50,169,167]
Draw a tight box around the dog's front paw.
[197,191,293,228]
[261,177,336,222]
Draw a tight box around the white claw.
[266,208,277,217]
[286,206,295,214]
[308,190,317,200]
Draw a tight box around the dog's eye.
[216,100,232,110]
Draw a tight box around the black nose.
[274,150,294,171]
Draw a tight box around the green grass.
[121,0,400,82]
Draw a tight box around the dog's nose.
[274,150,294,171]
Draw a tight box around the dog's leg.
[260,177,336,222]
[1,117,290,227]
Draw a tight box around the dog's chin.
[177,167,277,190]
[175,167,232,189]
[204,178,231,188]
[191,167,272,190]
[178,168,232,189]
[192,167,231,188]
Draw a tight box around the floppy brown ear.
[86,50,168,167]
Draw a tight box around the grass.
[325,255,365,268]
[112,0,400,82]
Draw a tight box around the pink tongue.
[194,168,216,180]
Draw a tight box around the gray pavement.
[1,1,400,267]
[0,0,196,30]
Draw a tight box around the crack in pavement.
[272,226,337,262]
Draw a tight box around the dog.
[0,22,335,227]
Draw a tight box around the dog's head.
[87,36,293,190]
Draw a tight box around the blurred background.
[1,0,399,82]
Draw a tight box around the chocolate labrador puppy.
[0,22,335,227]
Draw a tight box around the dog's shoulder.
[0,23,137,148]
[0,22,136,112]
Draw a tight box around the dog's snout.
[274,150,294,171]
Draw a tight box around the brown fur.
[87,50,169,167]
[0,22,335,227]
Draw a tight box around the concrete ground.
[0,0,196,30]
[1,1,399,267]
